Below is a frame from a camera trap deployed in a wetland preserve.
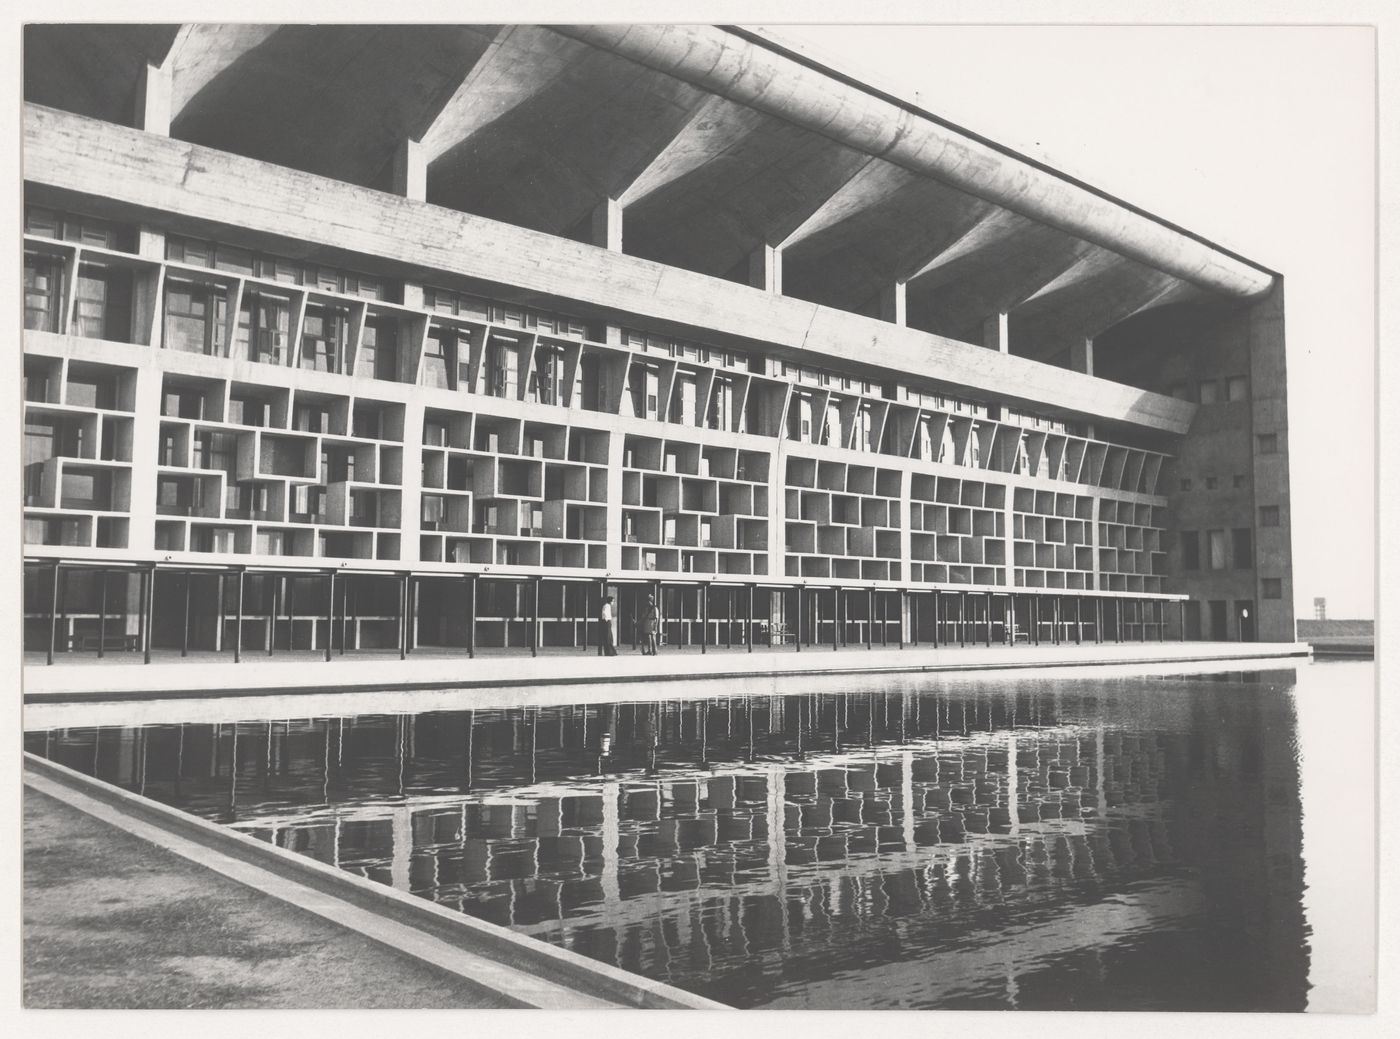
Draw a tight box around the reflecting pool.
[25,662,1373,1010]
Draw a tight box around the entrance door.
[1236,600,1256,642]
[1184,600,1202,641]
[1207,600,1228,641]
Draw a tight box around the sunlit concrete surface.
[25,753,727,1009]
[23,640,1309,702]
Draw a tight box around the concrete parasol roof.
[23,22,1275,362]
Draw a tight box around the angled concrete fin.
[616,95,767,209]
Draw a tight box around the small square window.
[1170,384,1194,402]
[1198,381,1220,404]
[1257,433,1278,454]
[1226,376,1249,402]
[1205,476,1218,490]
[1180,478,1193,491]
[1260,505,1280,527]
[1262,578,1283,600]
[1233,475,1248,489]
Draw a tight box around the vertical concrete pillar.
[898,468,913,586]
[399,384,423,556]
[181,572,191,657]
[46,564,61,666]
[982,312,1010,353]
[748,243,782,293]
[605,432,626,570]
[233,570,244,663]
[391,139,427,202]
[879,280,907,326]
[324,571,335,662]
[700,583,708,654]
[747,584,755,653]
[134,61,172,135]
[1070,337,1094,377]
[591,197,623,252]
[467,574,477,658]
[141,565,154,664]
[126,365,163,553]
[97,570,109,658]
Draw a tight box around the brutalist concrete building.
[20,24,1293,660]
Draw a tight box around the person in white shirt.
[600,595,617,656]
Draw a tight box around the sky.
[772,23,1378,620]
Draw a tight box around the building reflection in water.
[26,670,1309,1010]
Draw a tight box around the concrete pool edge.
[22,641,1312,702]
[22,753,729,1011]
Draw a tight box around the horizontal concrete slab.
[24,651,1316,732]
[23,641,1311,703]
[24,103,1194,435]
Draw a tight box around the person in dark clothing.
[642,594,660,655]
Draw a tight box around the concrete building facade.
[20,24,1294,660]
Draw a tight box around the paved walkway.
[23,786,514,1009]
[24,756,723,1009]
[23,640,1311,702]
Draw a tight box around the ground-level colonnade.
[22,559,1203,666]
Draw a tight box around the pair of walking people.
[598,593,661,655]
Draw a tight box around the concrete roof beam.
[166,24,280,125]
[556,24,1275,300]
[902,210,1097,341]
[1009,251,1209,360]
[23,24,182,128]
[416,26,567,166]
[781,170,1001,317]
[620,113,872,281]
[615,95,767,209]
[424,28,709,238]
[165,25,506,189]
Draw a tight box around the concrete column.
[590,198,623,252]
[391,139,427,201]
[400,401,424,559]
[134,61,172,135]
[126,367,162,552]
[134,227,166,348]
[748,243,782,293]
[879,280,907,326]
[982,312,1010,353]
[1070,337,1095,377]
[898,468,913,593]
[1090,496,1102,591]
[605,431,626,570]
[767,443,786,580]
